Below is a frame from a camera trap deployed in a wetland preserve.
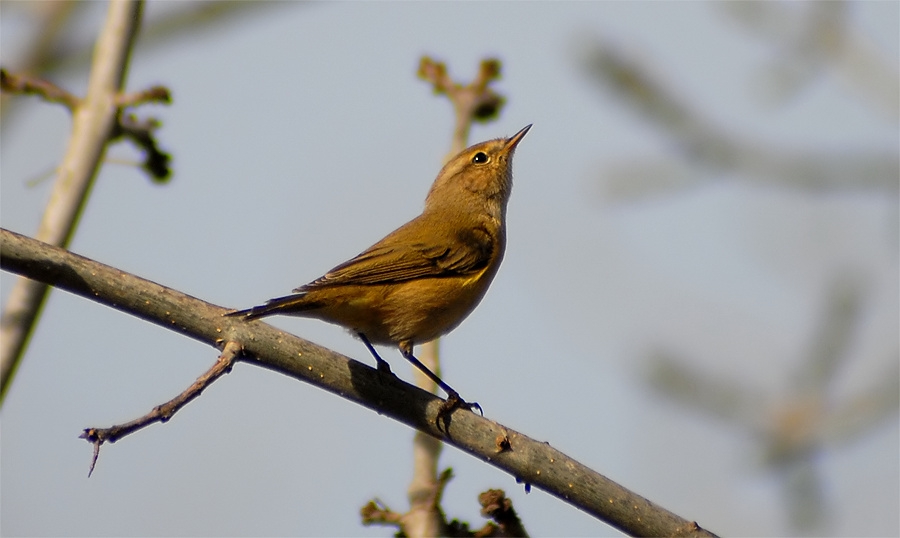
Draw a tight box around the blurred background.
[1,1,897,536]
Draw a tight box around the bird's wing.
[295,223,494,291]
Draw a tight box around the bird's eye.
[471,152,489,164]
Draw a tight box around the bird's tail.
[226,293,324,321]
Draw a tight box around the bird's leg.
[399,343,482,425]
[358,333,394,375]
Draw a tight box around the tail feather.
[226,293,323,320]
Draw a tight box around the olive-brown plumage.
[228,124,530,414]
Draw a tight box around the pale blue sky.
[2,2,897,536]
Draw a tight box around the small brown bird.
[228,124,531,415]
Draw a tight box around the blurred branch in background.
[582,42,898,198]
[0,1,81,99]
[0,0,156,404]
[719,1,899,122]
[645,277,899,533]
[582,4,897,534]
[362,486,531,537]
[580,3,898,200]
[0,68,80,109]
[418,56,506,156]
[0,1,291,127]
[1,0,290,398]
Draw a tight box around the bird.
[227,124,531,418]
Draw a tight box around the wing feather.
[295,220,494,291]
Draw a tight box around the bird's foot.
[375,357,393,375]
[436,390,482,431]
[373,358,399,387]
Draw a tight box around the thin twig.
[360,499,405,527]
[418,56,506,154]
[478,489,529,537]
[79,341,241,477]
[113,113,173,181]
[0,68,80,109]
[0,66,173,183]
[115,85,171,107]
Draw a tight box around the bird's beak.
[504,124,532,151]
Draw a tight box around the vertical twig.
[405,57,507,538]
[0,0,144,403]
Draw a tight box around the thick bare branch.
[1,227,719,538]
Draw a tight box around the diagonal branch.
[1,227,718,538]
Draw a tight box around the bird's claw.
[436,390,482,432]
